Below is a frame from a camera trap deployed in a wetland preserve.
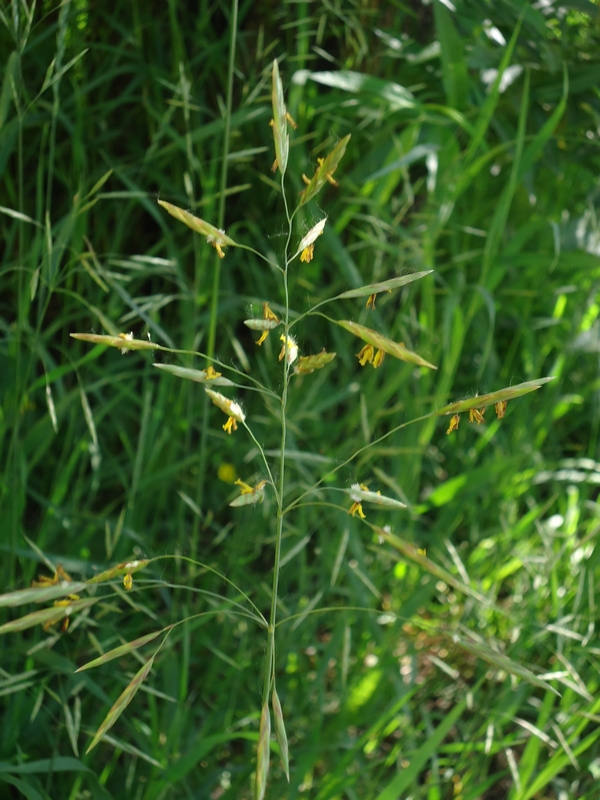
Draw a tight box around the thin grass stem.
[195,0,239,558]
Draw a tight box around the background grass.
[2,0,600,798]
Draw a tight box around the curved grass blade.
[298,70,415,112]
[374,526,490,606]
[76,629,171,672]
[453,633,559,696]
[337,319,436,370]
[375,696,467,800]
[86,651,158,753]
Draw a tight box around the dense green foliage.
[2,0,600,798]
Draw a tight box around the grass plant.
[1,1,600,798]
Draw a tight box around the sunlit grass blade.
[337,319,436,369]
[85,651,158,753]
[296,70,415,111]
[374,526,490,606]
[464,16,523,163]
[374,696,468,800]
[453,633,559,695]
[434,0,468,110]
[518,721,600,800]
[76,629,171,672]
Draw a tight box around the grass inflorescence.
[1,1,600,798]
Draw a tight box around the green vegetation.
[2,1,600,798]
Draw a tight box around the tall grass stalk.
[195,0,240,557]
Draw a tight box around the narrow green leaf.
[453,634,559,695]
[76,630,168,672]
[63,701,79,756]
[0,757,90,774]
[434,0,468,109]
[465,17,523,163]
[0,774,44,800]
[375,526,490,606]
[86,652,157,753]
[521,725,600,800]
[375,696,467,800]
[0,205,42,227]
[83,169,113,201]
[299,70,415,111]
[0,51,17,130]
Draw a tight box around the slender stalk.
[11,44,24,587]
[242,423,280,506]
[194,0,238,556]
[262,176,293,701]
[207,0,238,361]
